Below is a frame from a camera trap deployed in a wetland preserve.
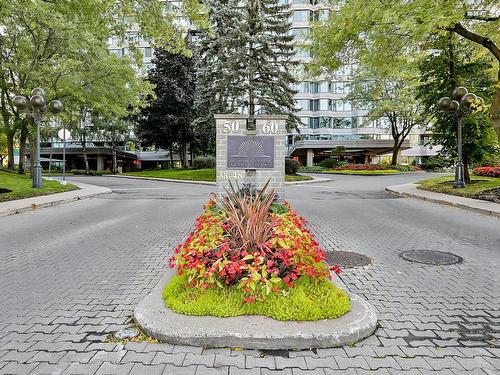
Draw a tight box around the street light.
[437,86,483,189]
[13,88,63,188]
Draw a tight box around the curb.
[134,269,378,350]
[386,184,500,219]
[106,174,328,186]
[0,181,112,217]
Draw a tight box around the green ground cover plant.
[417,175,500,199]
[0,170,77,202]
[163,274,350,321]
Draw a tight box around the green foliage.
[193,156,216,169]
[70,169,109,176]
[420,156,452,171]
[285,158,301,175]
[319,158,339,169]
[163,274,350,321]
[299,166,326,173]
[417,36,499,176]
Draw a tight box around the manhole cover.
[399,250,463,265]
[325,250,371,268]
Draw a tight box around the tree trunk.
[82,133,89,174]
[18,126,28,174]
[463,156,471,184]
[391,138,400,166]
[181,142,188,169]
[169,145,174,169]
[112,145,117,174]
[491,70,500,140]
[6,130,14,170]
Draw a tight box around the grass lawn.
[320,169,401,175]
[416,175,500,199]
[0,170,77,202]
[163,274,350,321]
[285,174,313,182]
[123,168,313,182]
[124,168,216,181]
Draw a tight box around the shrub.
[193,156,216,169]
[285,158,301,175]
[335,164,388,171]
[299,166,325,173]
[473,166,500,177]
[70,169,109,176]
[420,156,451,171]
[319,158,339,169]
[169,184,339,303]
[479,156,500,167]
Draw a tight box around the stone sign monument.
[215,114,287,200]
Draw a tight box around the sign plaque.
[215,115,286,201]
[227,136,274,169]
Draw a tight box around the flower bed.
[473,166,500,178]
[165,184,350,321]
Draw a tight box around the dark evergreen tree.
[242,0,299,129]
[194,0,299,137]
[193,0,245,152]
[135,48,196,168]
[417,35,499,182]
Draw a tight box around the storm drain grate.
[399,250,463,265]
[325,250,371,268]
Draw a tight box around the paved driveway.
[0,174,498,374]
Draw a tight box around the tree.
[0,130,7,166]
[135,48,196,169]
[195,0,299,137]
[417,35,499,182]
[311,0,500,139]
[0,0,199,172]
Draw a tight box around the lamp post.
[437,86,483,189]
[13,88,63,188]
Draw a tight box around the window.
[328,100,352,111]
[144,47,152,58]
[309,117,320,129]
[310,82,319,94]
[293,10,309,22]
[309,99,320,111]
[109,49,122,57]
[292,0,307,4]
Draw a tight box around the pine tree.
[193,0,245,152]
[194,0,299,137]
[242,0,299,129]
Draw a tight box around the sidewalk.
[106,173,331,186]
[0,180,111,217]
[386,182,500,218]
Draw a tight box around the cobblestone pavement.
[0,174,498,375]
